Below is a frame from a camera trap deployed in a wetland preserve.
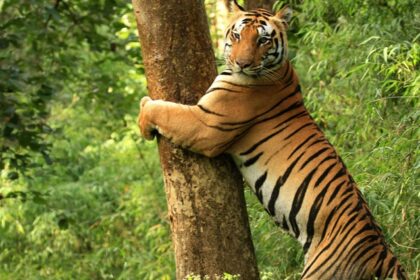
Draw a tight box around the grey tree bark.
[131,1,259,279]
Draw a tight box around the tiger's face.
[224,4,292,77]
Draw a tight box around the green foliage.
[0,0,418,279]
[0,0,140,178]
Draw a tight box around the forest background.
[0,0,418,279]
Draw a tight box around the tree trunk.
[246,0,277,11]
[131,1,259,279]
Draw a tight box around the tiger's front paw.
[140,96,152,109]
[138,96,157,140]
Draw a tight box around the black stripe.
[284,65,295,85]
[241,122,293,157]
[308,210,366,275]
[278,32,284,62]
[244,152,263,167]
[205,123,243,132]
[206,87,239,94]
[346,195,365,218]
[327,189,356,237]
[316,152,336,166]
[340,213,366,240]
[350,246,380,278]
[303,219,373,279]
[218,80,241,87]
[239,101,305,156]
[282,216,289,231]
[303,167,346,252]
[329,235,378,279]
[219,79,272,88]
[318,183,350,241]
[375,246,388,278]
[212,126,251,150]
[314,162,337,187]
[255,171,267,203]
[259,114,310,164]
[321,192,353,240]
[257,10,273,17]
[197,104,225,116]
[303,186,328,252]
[225,28,231,38]
[289,167,318,238]
[263,147,283,166]
[340,239,380,278]
[221,84,300,126]
[233,0,244,11]
[287,133,317,160]
[253,99,303,127]
[259,15,270,21]
[306,138,328,149]
[397,266,407,280]
[271,29,276,37]
[388,267,397,279]
[281,61,290,79]
[384,257,397,278]
[273,37,279,49]
[346,237,380,267]
[299,147,330,170]
[359,252,379,278]
[284,122,314,141]
[338,185,354,201]
[327,180,348,205]
[273,110,308,129]
[335,214,377,262]
[329,221,374,276]
[267,153,302,216]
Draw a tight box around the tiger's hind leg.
[300,246,408,280]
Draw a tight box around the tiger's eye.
[258,37,270,45]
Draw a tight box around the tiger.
[138,2,408,279]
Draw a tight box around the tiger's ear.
[275,5,293,27]
[227,0,244,13]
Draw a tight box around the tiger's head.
[224,1,292,77]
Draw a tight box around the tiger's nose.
[235,59,252,69]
